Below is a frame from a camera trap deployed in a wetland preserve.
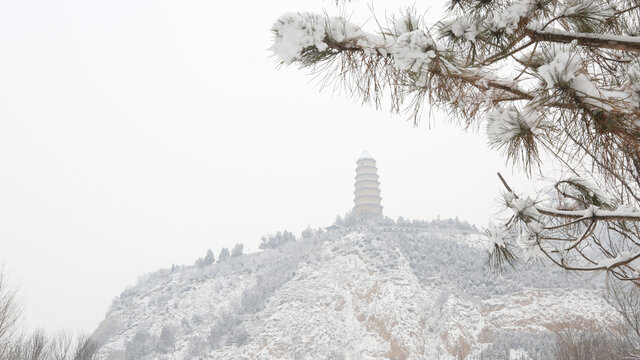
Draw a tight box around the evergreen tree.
[301,225,315,239]
[231,244,243,257]
[259,231,296,249]
[203,249,215,266]
[218,248,230,262]
[124,330,154,360]
[271,0,640,285]
[157,325,176,354]
[272,3,640,349]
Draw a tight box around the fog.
[0,0,529,333]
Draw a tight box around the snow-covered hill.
[92,217,619,360]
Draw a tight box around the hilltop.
[92,216,618,359]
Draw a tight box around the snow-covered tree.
[301,225,315,239]
[124,330,154,360]
[187,335,207,357]
[157,325,176,354]
[194,249,215,268]
[271,0,640,285]
[203,249,215,266]
[218,248,230,263]
[259,231,296,249]
[231,244,244,257]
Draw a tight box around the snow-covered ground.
[92,217,618,360]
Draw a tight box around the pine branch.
[527,28,640,52]
[313,41,536,102]
[535,206,640,221]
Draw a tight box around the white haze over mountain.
[0,0,535,333]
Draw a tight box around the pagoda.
[353,151,383,217]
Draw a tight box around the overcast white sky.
[0,0,532,333]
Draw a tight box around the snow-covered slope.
[92,218,619,360]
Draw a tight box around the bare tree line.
[0,268,97,360]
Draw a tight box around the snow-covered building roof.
[358,150,374,160]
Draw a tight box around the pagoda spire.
[353,151,383,217]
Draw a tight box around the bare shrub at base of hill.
[0,269,22,359]
[553,326,630,360]
[4,331,97,360]
[73,334,98,360]
[0,268,97,360]
[606,280,640,358]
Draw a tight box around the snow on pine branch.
[440,16,479,44]
[487,225,509,254]
[560,1,613,22]
[485,107,550,170]
[272,12,439,74]
[492,186,640,275]
[537,43,582,90]
[486,107,549,144]
[389,13,421,36]
[272,13,329,64]
[486,224,519,271]
[536,41,639,111]
[271,1,640,285]
[515,233,544,261]
[596,251,639,269]
[272,2,640,114]
[535,206,640,221]
[485,0,538,35]
[271,11,533,106]
[502,185,640,223]
[393,30,437,72]
[271,13,390,65]
[627,59,640,95]
[526,26,640,52]
[556,176,618,210]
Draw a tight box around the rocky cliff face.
[92,219,618,360]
